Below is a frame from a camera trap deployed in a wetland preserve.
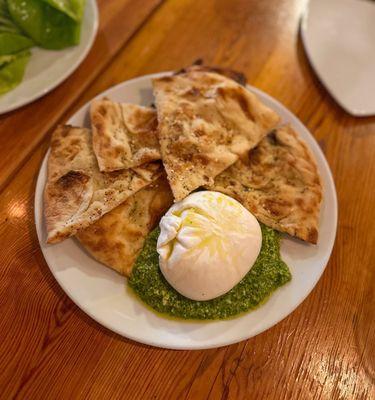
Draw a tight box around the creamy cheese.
[157,191,262,301]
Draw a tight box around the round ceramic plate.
[0,0,98,115]
[35,72,338,350]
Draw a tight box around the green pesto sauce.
[129,224,291,320]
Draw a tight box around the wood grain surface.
[0,0,374,399]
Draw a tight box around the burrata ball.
[156,191,262,301]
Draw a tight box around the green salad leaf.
[0,0,33,55]
[0,52,17,67]
[41,0,85,22]
[7,0,84,49]
[0,0,20,34]
[0,0,85,94]
[0,32,33,55]
[0,49,30,94]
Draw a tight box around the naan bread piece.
[153,70,280,200]
[207,126,322,244]
[76,176,173,277]
[44,125,163,244]
[91,98,160,172]
[176,62,247,86]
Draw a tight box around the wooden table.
[0,1,374,398]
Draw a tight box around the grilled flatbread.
[91,98,160,172]
[207,126,322,244]
[76,176,173,277]
[175,62,247,86]
[153,70,280,200]
[44,125,163,244]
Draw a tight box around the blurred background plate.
[0,0,98,115]
[301,0,375,116]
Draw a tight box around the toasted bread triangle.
[153,70,280,200]
[207,125,322,243]
[44,125,163,243]
[91,98,160,172]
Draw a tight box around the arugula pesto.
[129,224,291,320]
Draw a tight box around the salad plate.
[0,0,98,114]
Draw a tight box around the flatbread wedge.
[76,176,173,277]
[207,125,322,244]
[153,69,280,200]
[44,125,163,244]
[175,61,247,86]
[91,98,161,172]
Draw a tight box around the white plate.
[35,73,338,350]
[301,0,375,116]
[0,0,98,114]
